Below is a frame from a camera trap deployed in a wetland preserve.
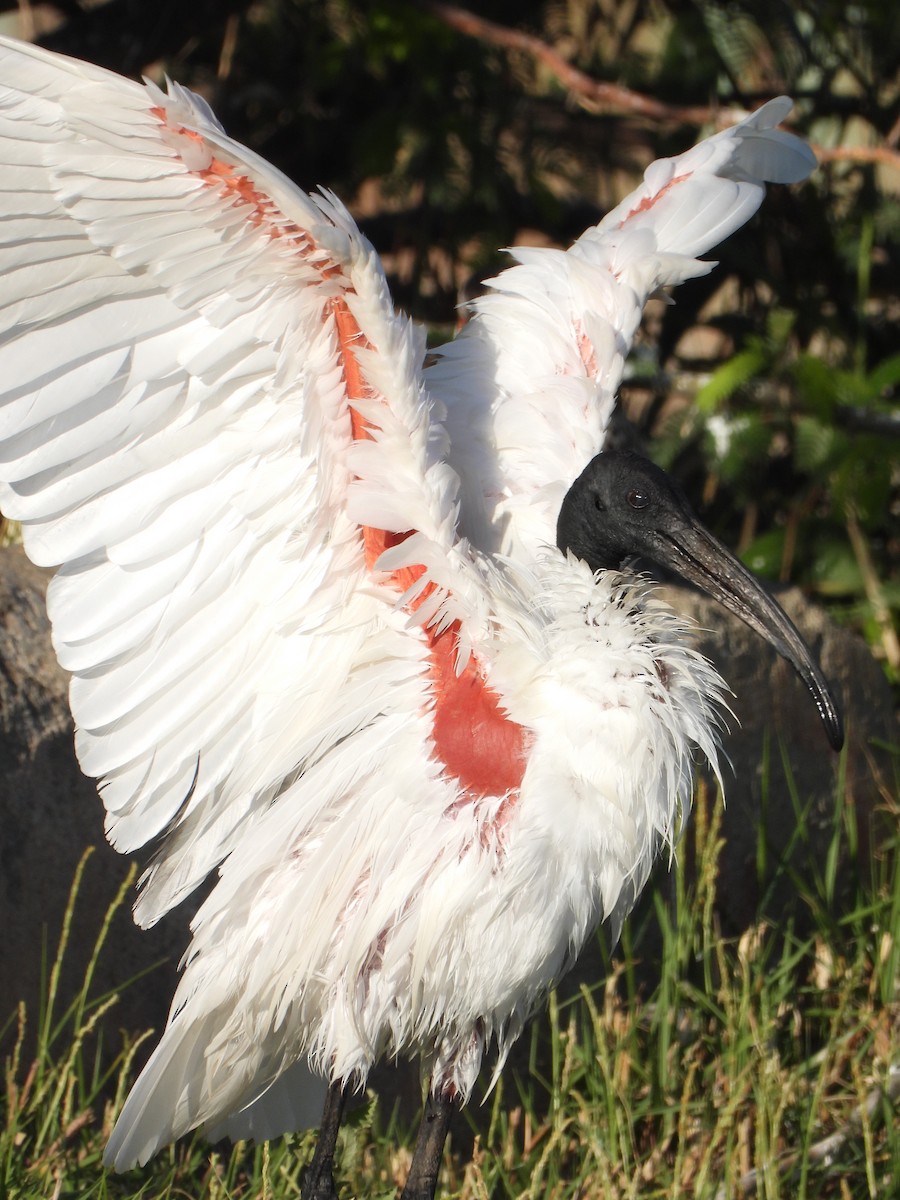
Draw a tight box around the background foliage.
[2,0,897,682]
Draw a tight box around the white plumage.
[0,35,820,1185]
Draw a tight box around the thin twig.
[218,10,240,81]
[416,0,746,126]
[813,143,900,170]
[845,507,900,670]
[16,0,35,44]
[834,406,900,437]
[418,1,900,171]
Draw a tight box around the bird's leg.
[302,1080,346,1200]
[400,1087,456,1200]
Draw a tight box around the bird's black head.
[556,450,696,573]
[557,449,844,752]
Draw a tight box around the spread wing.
[0,35,818,1163]
[0,36,481,926]
[426,97,816,559]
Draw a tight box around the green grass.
[3,764,899,1199]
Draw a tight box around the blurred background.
[0,3,898,1197]
[0,0,897,687]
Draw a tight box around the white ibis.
[0,35,840,1199]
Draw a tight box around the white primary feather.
[0,35,815,1170]
[0,35,474,928]
[427,96,816,559]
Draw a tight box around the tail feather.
[206,1059,327,1146]
[105,1016,214,1170]
[105,1010,324,1169]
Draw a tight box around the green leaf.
[790,355,843,415]
[766,306,796,348]
[794,416,837,473]
[695,344,769,414]
[807,538,865,596]
[831,442,893,523]
[741,529,785,579]
[865,352,900,399]
[705,413,773,484]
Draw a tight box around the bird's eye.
[627,489,649,509]
[593,494,605,512]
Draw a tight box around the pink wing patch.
[336,306,529,804]
[154,103,530,806]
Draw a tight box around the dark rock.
[0,545,185,1057]
[666,582,897,932]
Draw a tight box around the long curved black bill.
[651,520,844,751]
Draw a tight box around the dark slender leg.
[302,1080,346,1200]
[400,1089,455,1200]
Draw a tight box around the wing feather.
[0,35,818,1160]
[426,97,816,559]
[0,35,479,924]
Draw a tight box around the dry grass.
[3,758,899,1199]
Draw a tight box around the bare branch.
[418,0,900,173]
[813,143,900,170]
[416,0,747,127]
